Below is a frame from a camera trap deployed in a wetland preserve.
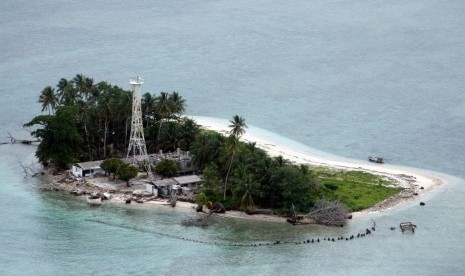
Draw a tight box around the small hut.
[174,175,202,196]
[153,178,178,197]
[72,161,104,178]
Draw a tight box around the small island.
[24,75,439,226]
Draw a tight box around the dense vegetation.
[24,74,198,167]
[26,75,401,214]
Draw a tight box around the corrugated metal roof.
[153,178,177,187]
[173,175,202,185]
[74,161,103,170]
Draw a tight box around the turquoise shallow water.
[1,0,465,275]
[1,143,464,276]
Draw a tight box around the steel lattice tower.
[127,76,151,173]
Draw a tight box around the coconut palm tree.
[141,92,156,127]
[180,118,200,150]
[155,92,172,146]
[223,115,247,199]
[223,135,240,199]
[190,131,224,170]
[73,74,85,88]
[56,78,78,106]
[73,74,88,98]
[113,90,132,153]
[190,134,212,170]
[38,86,58,115]
[76,99,93,160]
[159,122,180,151]
[168,91,185,118]
[156,92,172,118]
[85,77,99,104]
[241,142,268,179]
[56,78,70,98]
[229,115,247,137]
[97,91,113,158]
[233,173,260,212]
[230,163,260,211]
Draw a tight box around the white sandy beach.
[70,116,447,223]
[190,116,446,217]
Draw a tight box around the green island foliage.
[26,75,402,215]
[154,159,179,178]
[311,169,402,211]
[24,74,197,165]
[116,163,139,187]
[100,157,124,180]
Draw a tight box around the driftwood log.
[8,133,40,145]
[18,158,43,177]
[304,199,349,226]
[245,209,273,215]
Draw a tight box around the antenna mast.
[127,76,151,174]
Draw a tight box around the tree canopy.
[117,163,138,187]
[100,157,124,180]
[154,159,179,178]
[26,75,389,216]
[25,74,194,165]
[24,106,83,167]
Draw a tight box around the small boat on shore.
[87,195,102,206]
[368,156,384,164]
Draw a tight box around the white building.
[153,175,202,197]
[173,175,202,190]
[71,161,105,177]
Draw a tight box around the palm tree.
[38,86,58,114]
[73,74,88,98]
[222,134,241,200]
[56,78,78,106]
[98,91,113,158]
[116,90,132,153]
[155,92,172,146]
[141,92,156,127]
[235,174,260,212]
[106,87,129,157]
[229,115,247,137]
[85,77,99,104]
[76,99,95,160]
[190,131,224,170]
[168,91,185,118]
[191,134,212,170]
[156,92,172,118]
[242,142,268,178]
[85,76,94,90]
[159,122,180,151]
[180,118,200,150]
[56,78,70,98]
[224,115,247,200]
[73,74,85,88]
[231,164,260,211]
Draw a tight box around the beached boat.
[368,156,384,164]
[87,195,102,206]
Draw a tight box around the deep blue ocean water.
[1,1,465,275]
